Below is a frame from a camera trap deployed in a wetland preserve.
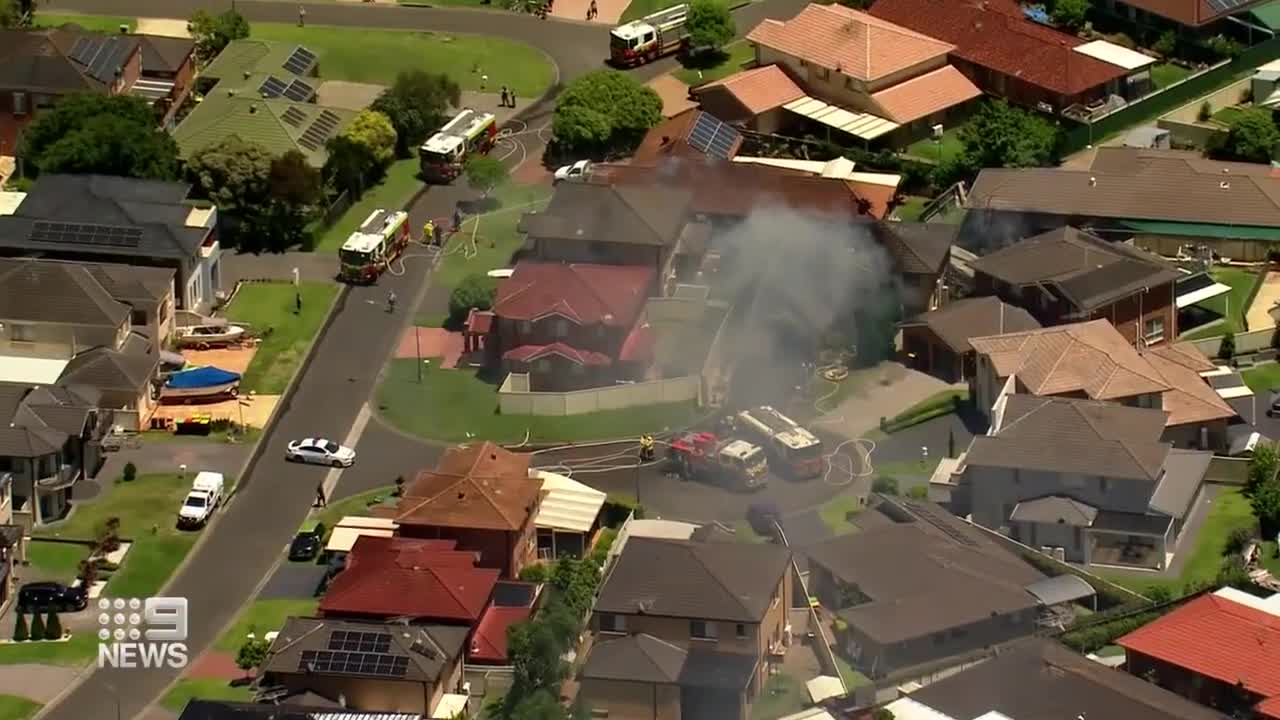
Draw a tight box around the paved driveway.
[815,363,963,440]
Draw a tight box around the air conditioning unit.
[932,123,944,138]
[1053,547,1066,562]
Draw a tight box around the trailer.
[735,406,823,479]
[419,108,498,183]
[338,209,411,284]
[610,4,689,66]
[668,431,769,490]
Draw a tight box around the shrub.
[29,612,45,641]
[447,274,496,323]
[44,610,62,641]
[907,485,930,500]
[871,476,899,495]
[1221,331,1236,359]
[602,495,643,526]
[78,558,99,588]
[13,611,27,642]
[519,564,550,582]
[1198,101,1212,122]
[1061,611,1159,653]
[1153,30,1178,57]
[1225,526,1255,556]
[122,462,137,483]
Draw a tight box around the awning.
[0,355,68,384]
[784,96,899,141]
[432,694,470,719]
[805,675,844,703]
[1023,574,1096,607]
[1175,272,1232,308]
[1123,220,1280,241]
[1073,40,1157,71]
[325,519,397,553]
[532,470,606,533]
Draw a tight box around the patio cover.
[532,470,606,534]
[1175,272,1232,309]
[784,96,899,141]
[1072,40,1157,71]
[806,675,844,703]
[0,355,68,385]
[1023,574,1096,607]
[324,515,398,553]
[432,694,470,719]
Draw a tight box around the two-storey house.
[580,536,793,720]
[387,443,545,578]
[0,472,22,617]
[899,296,1042,382]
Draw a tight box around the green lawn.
[0,633,98,667]
[835,655,872,690]
[224,282,341,394]
[377,359,701,443]
[25,541,89,579]
[311,486,397,532]
[818,494,861,535]
[215,598,320,652]
[875,457,943,480]
[315,159,423,253]
[1181,267,1260,340]
[674,41,755,86]
[906,125,965,164]
[1261,540,1280,576]
[1151,62,1191,89]
[1211,105,1247,126]
[894,196,930,222]
[252,25,554,97]
[750,674,806,720]
[161,679,252,712]
[1243,362,1280,393]
[35,13,135,31]
[884,389,968,432]
[0,695,40,720]
[435,183,553,291]
[35,473,227,598]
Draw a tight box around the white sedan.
[286,438,356,467]
[553,159,591,183]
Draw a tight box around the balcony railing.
[35,464,79,491]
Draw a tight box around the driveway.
[814,363,963,440]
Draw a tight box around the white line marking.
[321,403,373,499]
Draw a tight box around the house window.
[1144,317,1165,343]
[599,614,626,634]
[690,620,718,640]
[817,67,830,81]
[130,310,148,325]
[736,623,747,640]
[12,92,27,116]
[8,324,33,342]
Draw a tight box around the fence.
[463,664,514,702]
[1187,326,1274,357]
[1061,35,1280,154]
[1207,455,1250,484]
[319,189,353,230]
[497,374,701,416]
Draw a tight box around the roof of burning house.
[495,262,653,327]
[393,442,542,531]
[632,109,746,163]
[899,296,1041,354]
[519,181,690,248]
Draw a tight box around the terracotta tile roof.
[969,319,1170,400]
[1257,695,1280,720]
[632,109,744,162]
[849,179,897,220]
[502,343,613,367]
[495,262,653,327]
[746,4,953,81]
[318,535,498,621]
[869,0,1127,97]
[696,64,805,115]
[1118,593,1280,699]
[469,605,534,662]
[1117,0,1266,27]
[1141,344,1237,427]
[395,442,541,532]
[871,65,982,123]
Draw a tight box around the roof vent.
[243,70,251,79]
[457,492,466,500]
[1223,168,1230,174]
[1220,180,1230,189]
[1088,176,1096,187]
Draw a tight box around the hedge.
[1060,610,1160,654]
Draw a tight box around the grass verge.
[883,389,967,433]
[215,598,321,652]
[314,159,423,253]
[1244,362,1280,393]
[161,679,252,712]
[0,695,40,720]
[25,541,89,579]
[673,41,755,86]
[224,282,340,394]
[1181,268,1261,340]
[817,494,861,536]
[312,486,397,531]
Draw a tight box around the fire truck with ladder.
[734,406,824,479]
[667,431,769,491]
[609,4,689,66]
[337,209,410,284]
[419,108,498,184]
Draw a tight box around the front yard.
[315,159,423,252]
[434,183,554,291]
[1180,267,1260,340]
[1243,361,1280,392]
[673,41,755,86]
[224,281,340,394]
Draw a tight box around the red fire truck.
[338,209,410,284]
[419,108,499,183]
[734,406,824,479]
[668,431,769,490]
[610,4,689,66]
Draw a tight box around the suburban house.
[964,147,1280,257]
[130,33,198,126]
[0,174,221,311]
[176,39,354,168]
[880,221,957,314]
[899,296,1041,382]
[730,156,903,221]
[579,536,793,720]
[178,700,429,720]
[0,473,21,617]
[882,637,1228,720]
[805,496,1072,679]
[1100,0,1269,32]
[954,393,1214,570]
[318,535,499,624]
[631,109,746,162]
[1117,587,1280,718]
[869,0,1147,116]
[388,442,545,578]
[467,580,542,664]
[691,66,806,135]
[970,227,1183,346]
[741,4,982,145]
[968,319,1237,451]
[260,616,469,716]
[528,469,607,560]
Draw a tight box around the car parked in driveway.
[289,523,327,561]
[18,581,87,612]
[285,438,356,467]
[553,159,591,183]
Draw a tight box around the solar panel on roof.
[85,38,132,84]
[685,113,740,160]
[283,46,319,76]
[298,110,343,152]
[1207,0,1250,11]
[327,630,391,653]
[69,37,94,65]
[29,221,142,248]
[259,75,288,99]
[298,648,409,678]
[281,106,308,128]
[283,78,315,103]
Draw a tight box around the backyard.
[224,282,340,394]
[673,41,755,86]
[751,674,805,720]
[1181,267,1260,340]
[1244,361,1280,392]
[905,125,965,164]
[314,159,423,252]
[1151,62,1192,89]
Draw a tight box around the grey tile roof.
[595,537,791,622]
[678,649,758,690]
[968,394,1171,481]
[907,638,1228,720]
[581,633,688,683]
[883,222,957,275]
[520,182,691,248]
[0,258,129,327]
[82,261,175,304]
[1009,495,1098,526]
[134,34,194,73]
[263,617,466,685]
[901,296,1041,354]
[1150,448,1212,519]
[58,337,159,394]
[0,28,106,93]
[0,382,96,458]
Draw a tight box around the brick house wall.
[1125,650,1267,715]
[975,274,1176,346]
[900,324,966,382]
[397,497,540,578]
[578,678,682,720]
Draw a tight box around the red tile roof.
[495,262,654,327]
[466,308,494,335]
[470,605,535,662]
[503,343,613,367]
[319,535,499,622]
[695,64,806,115]
[632,109,745,162]
[395,442,541,532]
[868,0,1128,97]
[1257,695,1280,720]
[870,64,983,123]
[1117,594,1280,699]
[1118,0,1266,27]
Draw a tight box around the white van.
[178,471,225,528]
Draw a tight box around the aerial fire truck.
[419,108,499,183]
[668,431,769,490]
[338,209,410,284]
[734,406,824,479]
[609,4,689,66]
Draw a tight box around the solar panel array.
[298,649,410,678]
[281,106,308,128]
[30,221,143,248]
[283,46,319,76]
[328,630,392,653]
[68,36,134,84]
[298,110,342,151]
[283,78,315,103]
[686,113,740,161]
[1207,0,1250,12]
[259,75,289,99]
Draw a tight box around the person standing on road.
[509,89,516,109]
[500,86,509,108]
[453,207,463,233]
[315,482,326,507]
[423,219,435,244]
[298,5,306,26]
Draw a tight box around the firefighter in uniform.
[423,219,435,245]
[639,434,655,462]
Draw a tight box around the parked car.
[1267,392,1280,417]
[553,159,591,183]
[178,471,224,528]
[746,502,782,538]
[18,581,87,612]
[285,438,356,467]
[289,523,327,561]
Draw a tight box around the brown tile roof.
[264,616,468,684]
[1089,146,1279,177]
[882,221,956,274]
[869,0,1128,97]
[969,319,1170,400]
[1117,0,1267,27]
[1142,343,1238,427]
[521,181,691,248]
[746,4,954,81]
[394,443,542,532]
[631,109,744,163]
[901,296,1041,354]
[694,64,805,115]
[871,65,982,124]
[495,262,653,327]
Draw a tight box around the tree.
[506,601,575,698]
[22,94,179,179]
[1221,108,1280,163]
[686,0,735,52]
[265,150,323,249]
[371,70,462,157]
[345,110,398,169]
[189,9,250,64]
[551,557,601,616]
[465,155,509,197]
[12,611,27,642]
[871,476,899,495]
[188,137,272,245]
[122,461,137,483]
[44,610,62,640]
[508,690,569,720]
[945,100,1057,181]
[448,274,496,322]
[0,0,23,28]
[1049,0,1089,30]
[236,636,270,677]
[1247,441,1278,498]
[1220,330,1236,360]
[552,70,663,154]
[1153,30,1178,57]
[324,110,397,196]
[29,612,44,641]
[1251,473,1280,538]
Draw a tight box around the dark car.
[18,581,87,612]
[746,502,783,538]
[1268,393,1280,417]
[289,523,326,561]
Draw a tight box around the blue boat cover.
[166,366,241,389]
